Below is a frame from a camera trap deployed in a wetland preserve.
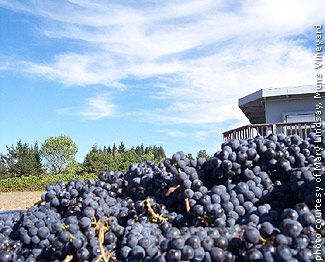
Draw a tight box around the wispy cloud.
[1,0,323,125]
[58,93,115,120]
[194,131,210,143]
[154,129,186,137]
[23,54,125,88]
[79,95,115,120]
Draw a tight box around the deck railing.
[223,121,315,141]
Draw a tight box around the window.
[285,113,315,122]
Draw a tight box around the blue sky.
[0,0,324,162]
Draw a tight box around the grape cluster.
[0,132,324,262]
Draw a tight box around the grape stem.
[143,199,168,222]
[106,251,116,262]
[259,235,267,244]
[91,216,113,262]
[33,200,45,206]
[185,198,190,212]
[62,255,73,262]
[99,223,108,262]
[97,219,109,262]
[165,185,180,196]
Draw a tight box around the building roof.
[239,85,324,124]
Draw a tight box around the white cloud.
[1,0,324,125]
[80,95,115,120]
[155,129,186,137]
[58,93,115,120]
[23,54,125,88]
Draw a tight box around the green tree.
[33,141,41,166]
[30,141,43,176]
[140,144,144,154]
[135,146,141,156]
[83,145,107,174]
[140,148,155,163]
[107,146,112,154]
[186,153,194,161]
[102,151,114,170]
[0,140,43,178]
[0,158,8,179]
[145,146,153,155]
[112,144,117,156]
[83,145,117,174]
[118,142,126,153]
[135,144,144,156]
[64,159,83,175]
[116,150,140,171]
[197,149,210,159]
[152,145,166,161]
[40,135,78,175]
[159,146,166,159]
[82,142,167,174]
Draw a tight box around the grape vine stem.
[143,199,168,222]
[185,198,190,212]
[98,219,109,262]
[63,255,73,262]
[166,185,180,196]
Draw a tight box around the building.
[223,85,325,141]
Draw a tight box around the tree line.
[0,135,167,179]
[0,135,211,179]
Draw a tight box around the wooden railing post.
[272,124,276,134]
[223,121,315,141]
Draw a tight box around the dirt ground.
[0,191,45,212]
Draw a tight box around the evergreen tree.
[118,142,126,153]
[102,151,114,171]
[145,146,153,155]
[0,145,18,177]
[135,144,145,156]
[158,146,166,159]
[34,141,41,164]
[152,145,166,160]
[0,160,8,179]
[112,144,117,156]
[135,146,142,156]
[152,145,158,159]
[82,142,167,174]
[117,150,140,171]
[0,140,43,178]
[140,144,144,155]
[107,146,112,154]
[141,148,154,163]
[30,141,43,176]
[83,145,107,174]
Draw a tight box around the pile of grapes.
[0,132,324,262]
